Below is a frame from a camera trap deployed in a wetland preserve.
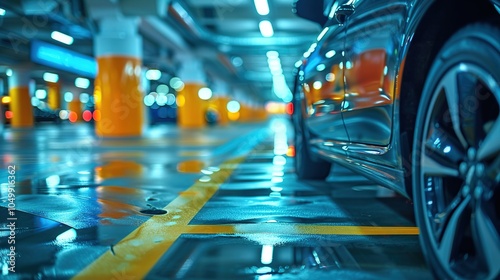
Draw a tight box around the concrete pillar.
[8,68,33,128]
[176,55,206,128]
[47,82,61,110]
[94,17,144,137]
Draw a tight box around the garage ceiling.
[0,0,321,103]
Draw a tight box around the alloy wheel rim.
[419,63,500,279]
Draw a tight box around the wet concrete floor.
[0,117,432,279]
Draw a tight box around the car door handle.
[335,4,355,24]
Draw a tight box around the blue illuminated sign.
[31,40,97,78]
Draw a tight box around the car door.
[302,1,350,142]
[341,0,409,146]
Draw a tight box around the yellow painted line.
[72,157,245,280]
[184,224,419,235]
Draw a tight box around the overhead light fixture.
[266,51,279,59]
[227,100,241,113]
[231,56,243,67]
[254,0,269,16]
[260,245,274,265]
[143,94,155,107]
[35,89,47,99]
[1,96,11,104]
[80,93,89,103]
[146,69,161,81]
[198,87,213,100]
[156,84,169,94]
[75,77,90,89]
[170,77,184,91]
[64,92,73,102]
[259,20,274,37]
[51,31,74,45]
[43,72,59,83]
[0,8,6,16]
[5,68,12,77]
[317,27,329,41]
[325,50,336,58]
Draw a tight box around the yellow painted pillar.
[47,82,61,110]
[212,79,229,126]
[239,103,251,122]
[177,83,205,128]
[68,94,82,123]
[94,18,144,137]
[8,69,33,128]
[258,107,268,121]
[0,93,3,134]
[176,56,207,128]
[215,97,229,125]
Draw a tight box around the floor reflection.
[149,235,429,280]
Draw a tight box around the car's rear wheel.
[413,24,500,280]
[293,95,331,180]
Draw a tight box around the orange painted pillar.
[227,99,240,122]
[94,18,144,137]
[215,97,229,125]
[258,107,268,121]
[8,68,33,128]
[212,79,229,126]
[0,93,3,133]
[177,56,207,128]
[239,103,251,122]
[177,83,205,128]
[47,82,61,110]
[68,96,82,123]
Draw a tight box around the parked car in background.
[292,0,500,279]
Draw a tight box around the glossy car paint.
[301,17,349,142]
[296,0,497,197]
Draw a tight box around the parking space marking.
[73,157,246,280]
[73,152,418,279]
[184,224,419,235]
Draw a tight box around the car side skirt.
[311,143,409,198]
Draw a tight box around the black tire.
[413,23,500,280]
[293,94,332,180]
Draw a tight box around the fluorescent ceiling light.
[325,50,336,58]
[198,87,213,100]
[35,89,47,99]
[146,69,161,80]
[64,92,73,102]
[156,84,169,94]
[259,20,274,37]
[266,51,279,59]
[260,245,273,265]
[254,0,269,16]
[170,77,184,90]
[317,27,329,41]
[43,72,59,83]
[80,93,89,103]
[75,77,90,89]
[0,8,6,16]
[227,100,240,113]
[51,31,74,45]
